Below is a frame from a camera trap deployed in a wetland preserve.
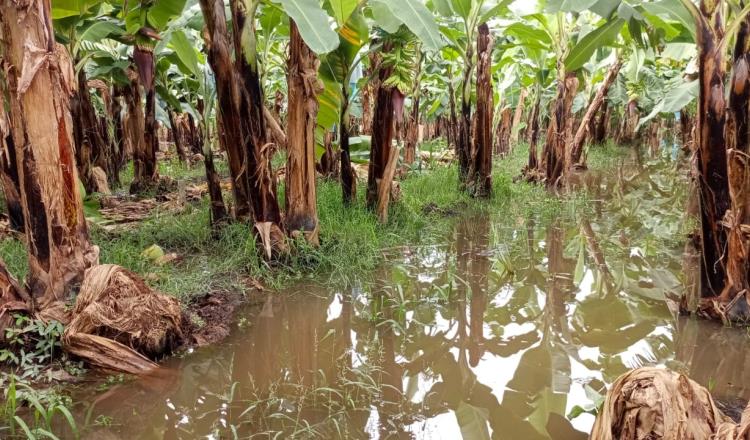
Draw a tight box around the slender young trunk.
[362,62,374,136]
[543,70,578,186]
[458,44,475,184]
[131,45,159,193]
[366,43,398,210]
[569,60,623,167]
[199,100,228,228]
[468,23,493,197]
[695,1,731,297]
[404,55,422,166]
[448,66,458,150]
[168,110,188,163]
[340,86,356,205]
[0,0,97,310]
[510,88,528,147]
[285,21,320,243]
[720,10,750,318]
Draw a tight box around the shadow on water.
[59,155,750,439]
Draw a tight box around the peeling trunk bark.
[569,60,622,167]
[0,96,23,231]
[543,71,578,186]
[494,107,512,156]
[468,24,493,198]
[647,120,661,158]
[130,46,159,193]
[718,10,750,320]
[695,1,731,297]
[0,0,97,310]
[285,21,320,244]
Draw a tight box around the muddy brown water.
[55,157,750,439]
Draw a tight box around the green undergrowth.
[0,142,626,304]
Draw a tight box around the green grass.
[0,142,600,303]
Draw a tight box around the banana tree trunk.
[622,99,640,145]
[340,87,356,205]
[458,45,475,184]
[0,0,97,310]
[448,67,458,150]
[130,45,159,194]
[468,24,493,198]
[285,21,320,244]
[680,109,694,153]
[510,88,528,147]
[719,9,750,319]
[543,71,578,186]
[594,99,611,144]
[569,60,622,167]
[72,69,110,194]
[168,110,188,163]
[199,100,228,228]
[200,0,284,243]
[526,92,542,173]
[695,1,731,297]
[494,107,512,156]
[366,42,398,211]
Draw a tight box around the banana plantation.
[2,0,750,438]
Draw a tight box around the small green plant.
[0,374,79,440]
[1,315,65,380]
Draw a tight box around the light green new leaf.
[147,0,188,30]
[432,0,454,16]
[379,0,444,50]
[547,0,598,14]
[451,0,472,20]
[641,0,695,41]
[78,20,124,43]
[169,30,200,76]
[330,0,358,26]
[51,0,95,19]
[279,0,340,54]
[638,80,697,128]
[371,0,403,33]
[565,18,625,72]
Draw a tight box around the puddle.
[55,157,750,439]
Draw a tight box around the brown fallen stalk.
[591,367,750,440]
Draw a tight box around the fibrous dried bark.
[285,21,320,243]
[0,0,98,310]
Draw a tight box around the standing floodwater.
[56,157,750,439]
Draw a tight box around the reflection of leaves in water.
[455,401,491,440]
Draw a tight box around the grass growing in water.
[1,142,609,302]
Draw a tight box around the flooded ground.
[56,155,750,439]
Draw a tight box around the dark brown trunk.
[569,60,622,166]
[494,107,512,156]
[71,69,108,194]
[0,99,24,231]
[366,42,398,210]
[543,71,578,186]
[525,93,542,173]
[718,8,750,320]
[594,98,611,144]
[695,1,731,297]
[0,0,97,310]
[681,109,694,153]
[201,108,228,228]
[285,21,320,243]
[468,24,493,198]
[130,46,159,193]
